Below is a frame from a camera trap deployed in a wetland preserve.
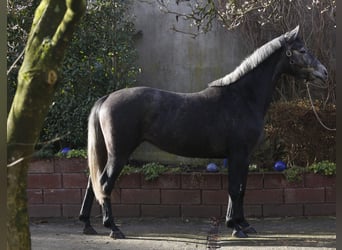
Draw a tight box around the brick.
[263,204,303,217]
[263,173,284,188]
[202,190,227,205]
[141,205,180,217]
[222,174,263,190]
[27,189,43,204]
[28,160,55,173]
[245,189,283,204]
[181,173,221,189]
[142,174,181,189]
[116,173,141,188]
[304,173,336,188]
[44,189,82,204]
[112,204,140,217]
[221,205,262,218]
[54,158,88,173]
[325,187,336,202]
[246,173,263,189]
[28,204,61,217]
[222,174,228,189]
[27,174,62,188]
[201,174,222,189]
[285,188,325,204]
[244,205,262,217]
[121,189,160,204]
[62,204,101,217]
[304,203,336,216]
[110,189,121,204]
[181,205,221,218]
[62,204,81,217]
[161,190,200,204]
[263,173,303,188]
[63,173,88,188]
[221,202,262,218]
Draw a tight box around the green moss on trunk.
[6,1,86,249]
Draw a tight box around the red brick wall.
[27,159,336,218]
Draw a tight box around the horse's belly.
[148,135,228,158]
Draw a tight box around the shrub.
[308,160,336,176]
[141,162,168,181]
[252,100,336,169]
[284,165,305,183]
[38,0,140,151]
[55,149,88,159]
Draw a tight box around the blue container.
[223,158,228,168]
[206,163,219,172]
[61,147,71,155]
[274,161,286,172]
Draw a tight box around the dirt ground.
[30,216,336,250]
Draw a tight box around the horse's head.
[283,25,328,86]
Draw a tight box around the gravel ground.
[30,216,336,250]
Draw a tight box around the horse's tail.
[87,95,108,205]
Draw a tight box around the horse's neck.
[238,49,285,116]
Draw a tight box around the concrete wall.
[129,0,245,165]
[132,0,244,92]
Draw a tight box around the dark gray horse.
[79,26,327,239]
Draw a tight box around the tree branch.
[52,0,86,62]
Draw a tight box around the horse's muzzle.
[312,63,328,83]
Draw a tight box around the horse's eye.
[299,49,306,54]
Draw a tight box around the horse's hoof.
[242,226,257,234]
[232,228,248,238]
[237,221,257,234]
[83,225,98,235]
[110,230,126,239]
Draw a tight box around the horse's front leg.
[79,177,98,235]
[234,165,257,236]
[225,154,256,238]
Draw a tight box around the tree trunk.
[7,1,86,249]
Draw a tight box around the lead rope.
[305,81,336,131]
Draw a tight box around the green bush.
[38,0,140,151]
[308,161,336,176]
[55,149,88,159]
[141,163,168,181]
[284,165,305,183]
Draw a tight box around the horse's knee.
[101,179,115,196]
[229,184,245,199]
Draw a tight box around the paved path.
[30,217,336,249]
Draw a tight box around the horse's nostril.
[320,65,328,78]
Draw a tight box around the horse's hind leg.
[100,156,126,239]
[79,177,97,235]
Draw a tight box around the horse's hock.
[27,158,335,218]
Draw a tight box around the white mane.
[208,34,285,87]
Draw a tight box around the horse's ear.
[284,25,300,43]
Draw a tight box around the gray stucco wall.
[129,0,245,165]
